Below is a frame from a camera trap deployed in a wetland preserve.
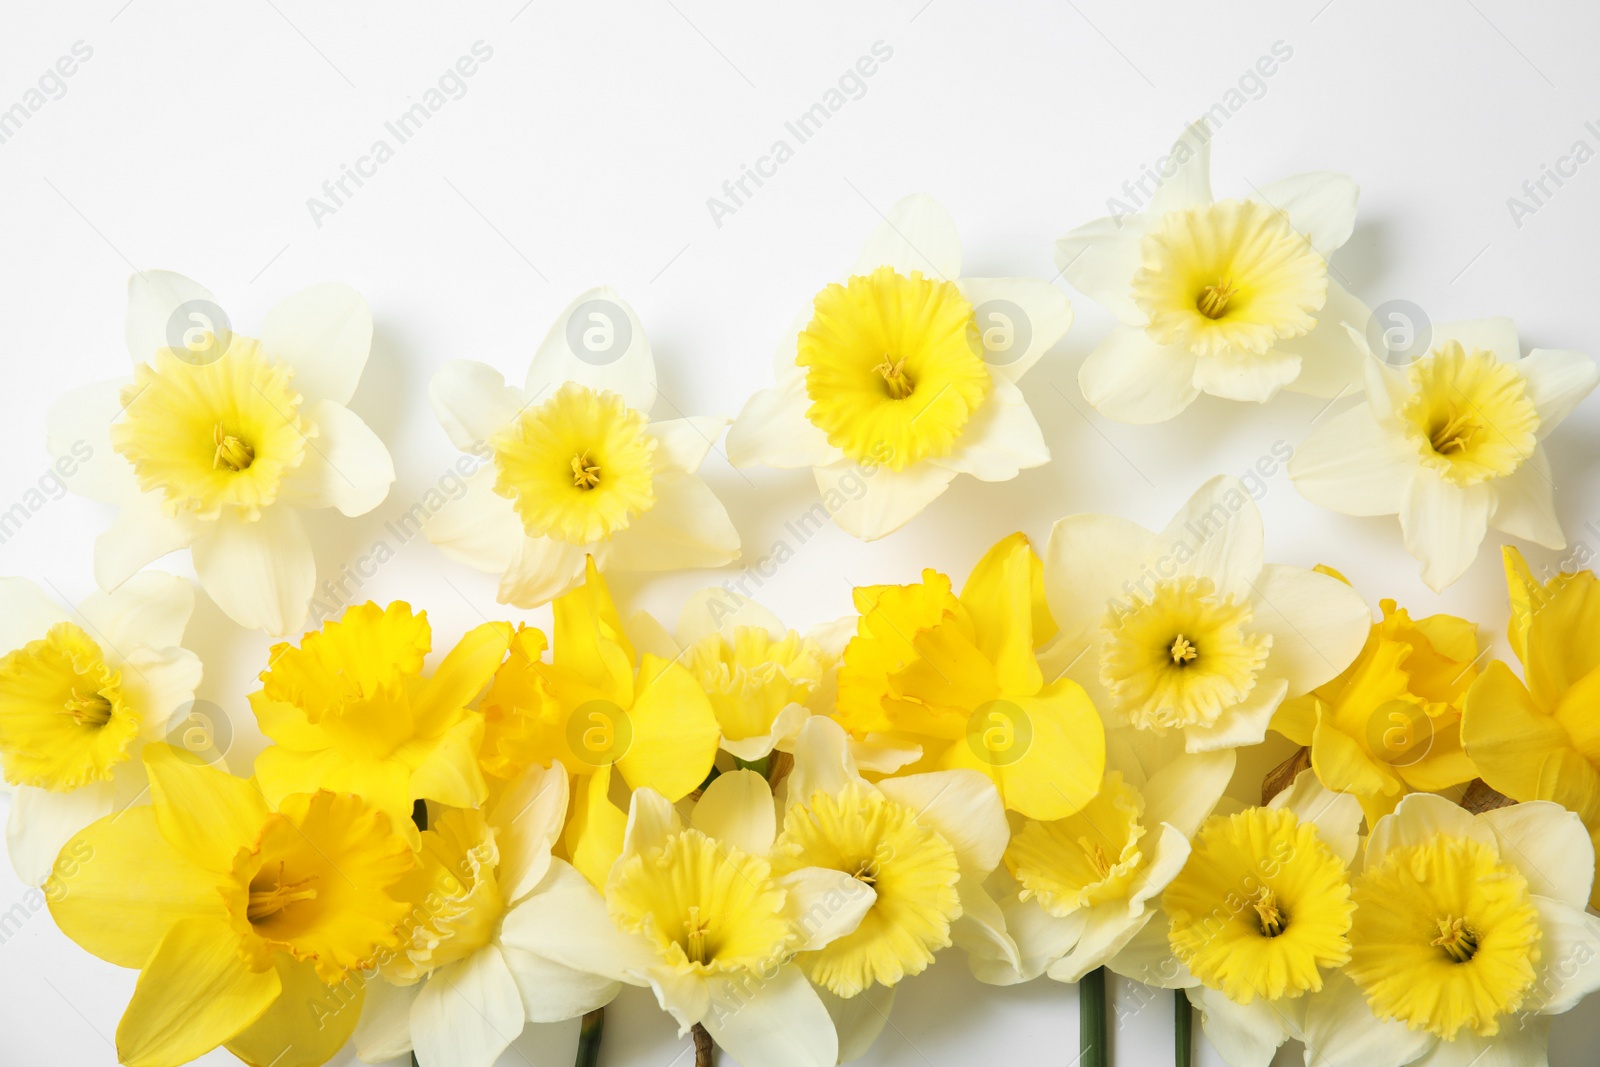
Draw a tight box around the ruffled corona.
[384,808,505,983]
[687,626,827,744]
[1399,341,1539,486]
[1006,771,1145,916]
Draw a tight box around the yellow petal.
[116,916,281,1067]
[47,805,227,969]
[615,655,719,800]
[1502,544,1540,667]
[406,714,488,809]
[1521,566,1600,712]
[410,620,513,736]
[1394,719,1478,793]
[1270,694,1318,746]
[253,746,413,835]
[1461,660,1571,801]
[224,957,364,1067]
[1309,706,1399,800]
[958,532,1050,694]
[941,678,1104,820]
[553,556,635,705]
[145,742,270,872]
[567,763,626,888]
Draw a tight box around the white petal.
[93,492,198,591]
[1366,793,1495,869]
[1146,120,1214,218]
[1491,448,1565,549]
[1251,171,1360,258]
[1191,347,1302,403]
[497,535,589,609]
[277,399,394,517]
[1045,903,1145,985]
[1183,677,1287,753]
[1411,1013,1546,1066]
[1268,769,1362,866]
[1288,405,1416,517]
[352,978,419,1061]
[190,506,314,635]
[1159,475,1266,599]
[816,983,894,1064]
[7,782,113,886]
[727,375,837,470]
[0,577,67,651]
[490,763,568,903]
[499,859,654,983]
[704,965,837,1067]
[648,416,729,474]
[1279,279,1373,398]
[423,465,525,574]
[1140,749,1235,839]
[952,880,1017,977]
[622,789,682,859]
[844,734,923,774]
[1105,906,1195,989]
[1482,802,1595,908]
[781,867,874,951]
[956,277,1074,382]
[721,704,810,762]
[1043,513,1161,644]
[1429,317,1520,361]
[815,458,956,542]
[1249,563,1373,696]
[1300,971,1432,1067]
[411,946,525,1067]
[785,718,862,812]
[976,873,1082,983]
[78,571,194,653]
[1078,325,1201,424]
[1055,213,1151,326]
[117,647,203,738]
[605,471,739,571]
[430,360,522,452]
[625,609,681,661]
[930,377,1049,481]
[1525,895,1600,1014]
[690,769,776,857]
[1362,342,1412,422]
[498,936,620,1022]
[1519,348,1598,434]
[46,378,138,504]
[1189,986,1293,1067]
[852,193,961,280]
[676,587,785,645]
[876,770,1008,874]
[1124,822,1193,906]
[1399,475,1492,592]
[260,282,373,406]
[526,287,656,413]
[125,270,218,364]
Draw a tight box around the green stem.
[1080,966,1107,1067]
[575,1007,604,1067]
[1175,988,1192,1067]
[733,756,771,777]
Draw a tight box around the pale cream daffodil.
[352,763,620,1067]
[499,769,874,1067]
[1058,121,1369,423]
[727,194,1073,541]
[47,271,394,635]
[424,287,740,607]
[1289,317,1597,591]
[1300,794,1600,1067]
[1043,475,1371,753]
[0,573,201,885]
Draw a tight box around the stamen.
[570,450,601,489]
[248,862,319,922]
[851,858,880,886]
[1078,837,1112,880]
[63,688,112,727]
[213,424,255,472]
[1428,411,1479,456]
[1169,634,1198,665]
[1431,915,1480,963]
[683,904,710,964]
[1252,888,1285,937]
[873,357,915,400]
[1196,279,1239,320]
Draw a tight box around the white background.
[3,1,1600,1064]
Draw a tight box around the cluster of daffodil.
[6,116,1600,1067]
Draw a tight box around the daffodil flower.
[47,271,395,634]
[1302,794,1600,1067]
[1273,569,1481,825]
[352,763,620,1067]
[965,728,1233,987]
[1289,318,1598,590]
[248,600,513,842]
[0,573,201,885]
[424,287,740,607]
[727,195,1073,540]
[1463,546,1600,906]
[834,531,1105,821]
[47,744,414,1067]
[1058,121,1368,423]
[1043,475,1371,753]
[499,770,875,1067]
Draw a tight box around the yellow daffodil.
[47,271,394,634]
[47,744,413,1067]
[1272,568,1481,824]
[1463,546,1600,906]
[1301,794,1600,1066]
[834,532,1105,821]
[500,771,875,1067]
[424,287,739,607]
[352,763,619,1067]
[728,195,1073,540]
[0,573,201,885]
[1291,321,1597,590]
[1044,476,1371,753]
[1058,121,1369,423]
[248,601,512,840]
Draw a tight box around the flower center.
[248,862,320,922]
[797,265,990,472]
[1431,915,1479,963]
[1131,198,1327,359]
[1169,634,1198,664]
[490,381,657,545]
[62,688,113,727]
[1400,342,1539,486]
[1007,771,1145,917]
[1252,887,1285,938]
[213,425,256,472]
